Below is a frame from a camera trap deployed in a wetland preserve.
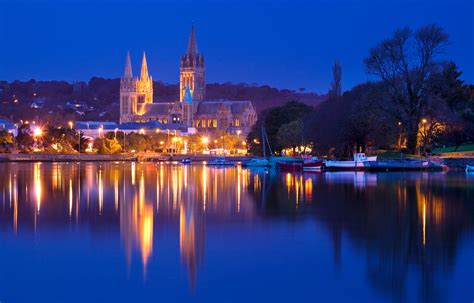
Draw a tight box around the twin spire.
[123,51,149,80]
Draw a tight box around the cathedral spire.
[124,51,133,79]
[187,24,198,56]
[140,51,149,80]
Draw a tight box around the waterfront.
[0,162,473,302]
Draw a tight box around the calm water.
[0,162,473,303]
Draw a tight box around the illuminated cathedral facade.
[119,25,257,135]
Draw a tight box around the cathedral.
[119,25,257,135]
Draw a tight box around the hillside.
[0,78,326,124]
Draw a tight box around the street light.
[155,128,160,133]
[114,128,119,139]
[422,118,427,124]
[33,127,43,138]
[68,121,73,129]
[139,128,145,135]
[98,126,103,138]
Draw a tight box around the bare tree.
[330,61,342,97]
[364,24,448,154]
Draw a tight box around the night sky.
[0,0,472,93]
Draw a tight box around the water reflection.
[0,163,473,302]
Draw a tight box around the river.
[0,162,472,302]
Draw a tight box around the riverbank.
[0,153,251,163]
[1,153,473,170]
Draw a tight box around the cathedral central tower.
[180,25,205,102]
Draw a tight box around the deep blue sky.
[0,0,472,93]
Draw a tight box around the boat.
[242,127,274,168]
[206,157,235,166]
[181,158,191,164]
[242,157,269,167]
[466,165,474,172]
[276,160,303,172]
[303,157,325,172]
[325,153,377,170]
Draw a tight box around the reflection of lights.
[69,178,73,217]
[114,169,119,212]
[305,178,313,202]
[423,201,426,246]
[98,169,103,214]
[34,163,42,214]
[13,174,18,233]
[202,168,207,211]
[131,162,136,185]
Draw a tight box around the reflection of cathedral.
[120,25,258,135]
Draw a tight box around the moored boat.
[206,157,235,166]
[303,157,325,172]
[181,158,191,164]
[277,160,303,172]
[466,165,474,172]
[325,153,377,170]
[242,157,270,167]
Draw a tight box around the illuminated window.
[212,119,217,128]
[202,119,206,128]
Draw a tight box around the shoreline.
[0,153,473,171]
[0,153,251,163]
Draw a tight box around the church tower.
[120,52,153,123]
[120,51,135,123]
[135,52,153,115]
[180,25,205,102]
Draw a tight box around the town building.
[119,25,257,135]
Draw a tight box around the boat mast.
[262,126,266,158]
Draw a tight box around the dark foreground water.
[0,162,473,303]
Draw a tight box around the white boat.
[466,165,474,173]
[206,157,235,166]
[325,153,377,170]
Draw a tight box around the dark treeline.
[0,78,325,124]
[247,24,474,156]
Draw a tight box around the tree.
[276,119,304,155]
[329,61,342,97]
[364,24,448,154]
[247,101,314,155]
[0,130,13,152]
[95,137,122,154]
